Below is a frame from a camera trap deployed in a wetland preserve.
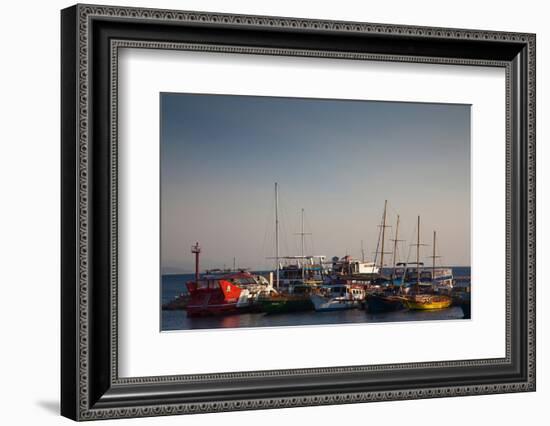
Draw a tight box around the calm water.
[161,267,470,331]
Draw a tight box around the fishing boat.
[310,284,365,311]
[184,243,276,317]
[186,270,275,317]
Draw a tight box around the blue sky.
[160,93,470,273]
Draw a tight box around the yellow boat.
[403,294,452,310]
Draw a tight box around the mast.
[301,208,305,282]
[275,183,279,289]
[380,200,388,273]
[391,215,401,278]
[427,230,442,285]
[416,216,421,285]
[432,230,436,281]
[294,208,311,282]
[361,240,365,262]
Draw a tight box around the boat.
[402,294,452,310]
[329,255,379,282]
[451,283,471,318]
[162,293,190,310]
[458,297,471,318]
[362,203,407,313]
[259,284,315,314]
[400,216,452,310]
[259,257,324,314]
[186,270,276,317]
[310,284,365,311]
[276,256,326,290]
[260,185,324,313]
[365,293,404,313]
[184,243,276,317]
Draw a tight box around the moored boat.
[185,276,242,317]
[459,298,471,318]
[365,293,404,313]
[364,204,407,313]
[162,293,190,310]
[451,285,471,319]
[259,286,314,314]
[186,270,275,317]
[182,243,276,317]
[402,294,452,310]
[399,217,452,311]
[310,284,365,311]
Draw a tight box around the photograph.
[57,3,536,421]
[160,93,472,331]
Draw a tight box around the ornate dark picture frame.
[61,4,536,421]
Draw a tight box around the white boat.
[309,284,366,311]
[330,255,380,276]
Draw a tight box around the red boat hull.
[185,277,243,317]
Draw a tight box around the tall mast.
[301,208,305,282]
[391,215,401,277]
[416,215,421,285]
[294,208,312,282]
[432,231,436,281]
[275,183,279,289]
[428,230,442,284]
[380,200,388,272]
[361,240,365,262]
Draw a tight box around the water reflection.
[162,306,466,331]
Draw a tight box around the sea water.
[161,267,470,331]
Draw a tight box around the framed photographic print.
[61,4,536,421]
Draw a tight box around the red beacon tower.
[191,242,201,282]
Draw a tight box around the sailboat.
[259,184,321,314]
[401,217,452,310]
[365,202,405,313]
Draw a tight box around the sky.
[160,93,471,274]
